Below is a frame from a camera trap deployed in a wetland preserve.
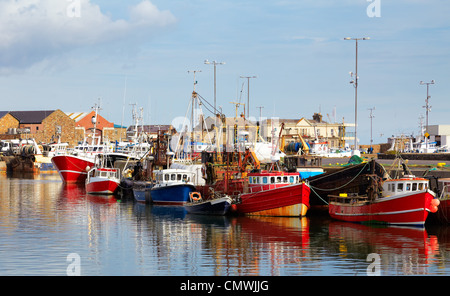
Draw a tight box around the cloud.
[129,1,176,27]
[0,0,176,71]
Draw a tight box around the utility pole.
[344,37,370,152]
[368,107,375,151]
[256,105,264,139]
[204,60,225,116]
[420,80,435,152]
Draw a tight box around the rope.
[309,185,329,205]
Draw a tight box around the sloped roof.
[0,111,9,119]
[9,110,55,124]
[65,112,90,122]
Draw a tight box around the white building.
[427,124,450,148]
[261,113,355,149]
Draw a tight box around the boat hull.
[236,182,310,217]
[132,181,153,203]
[151,184,196,205]
[52,155,94,183]
[86,178,119,195]
[329,190,436,226]
[184,196,232,215]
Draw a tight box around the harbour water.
[1,173,450,276]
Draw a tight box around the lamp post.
[240,75,257,119]
[344,37,370,153]
[420,80,435,152]
[204,60,225,117]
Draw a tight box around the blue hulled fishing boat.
[150,169,197,205]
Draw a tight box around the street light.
[344,37,370,153]
[240,75,257,119]
[420,79,435,152]
[204,60,225,118]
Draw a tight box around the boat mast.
[91,99,101,145]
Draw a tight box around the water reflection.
[1,174,450,275]
[328,222,439,275]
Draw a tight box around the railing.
[248,182,298,193]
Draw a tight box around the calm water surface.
[1,173,450,276]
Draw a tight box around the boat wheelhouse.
[383,176,430,195]
[247,171,300,193]
[150,169,197,205]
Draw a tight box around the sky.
[0,0,449,145]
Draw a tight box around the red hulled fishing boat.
[235,171,310,217]
[328,175,439,226]
[52,103,111,184]
[85,167,120,195]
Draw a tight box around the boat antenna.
[187,70,201,92]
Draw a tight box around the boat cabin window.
[283,176,288,183]
[182,174,188,181]
[276,177,282,183]
[262,177,268,184]
[290,176,294,183]
[412,183,417,191]
[177,174,182,181]
[397,183,403,192]
[270,177,275,184]
[419,183,424,190]
[164,174,169,181]
[171,174,176,181]
[405,183,411,191]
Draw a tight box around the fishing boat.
[184,192,233,215]
[52,103,150,183]
[51,141,112,183]
[52,103,113,183]
[235,171,311,217]
[150,169,197,205]
[85,167,120,195]
[328,175,439,226]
